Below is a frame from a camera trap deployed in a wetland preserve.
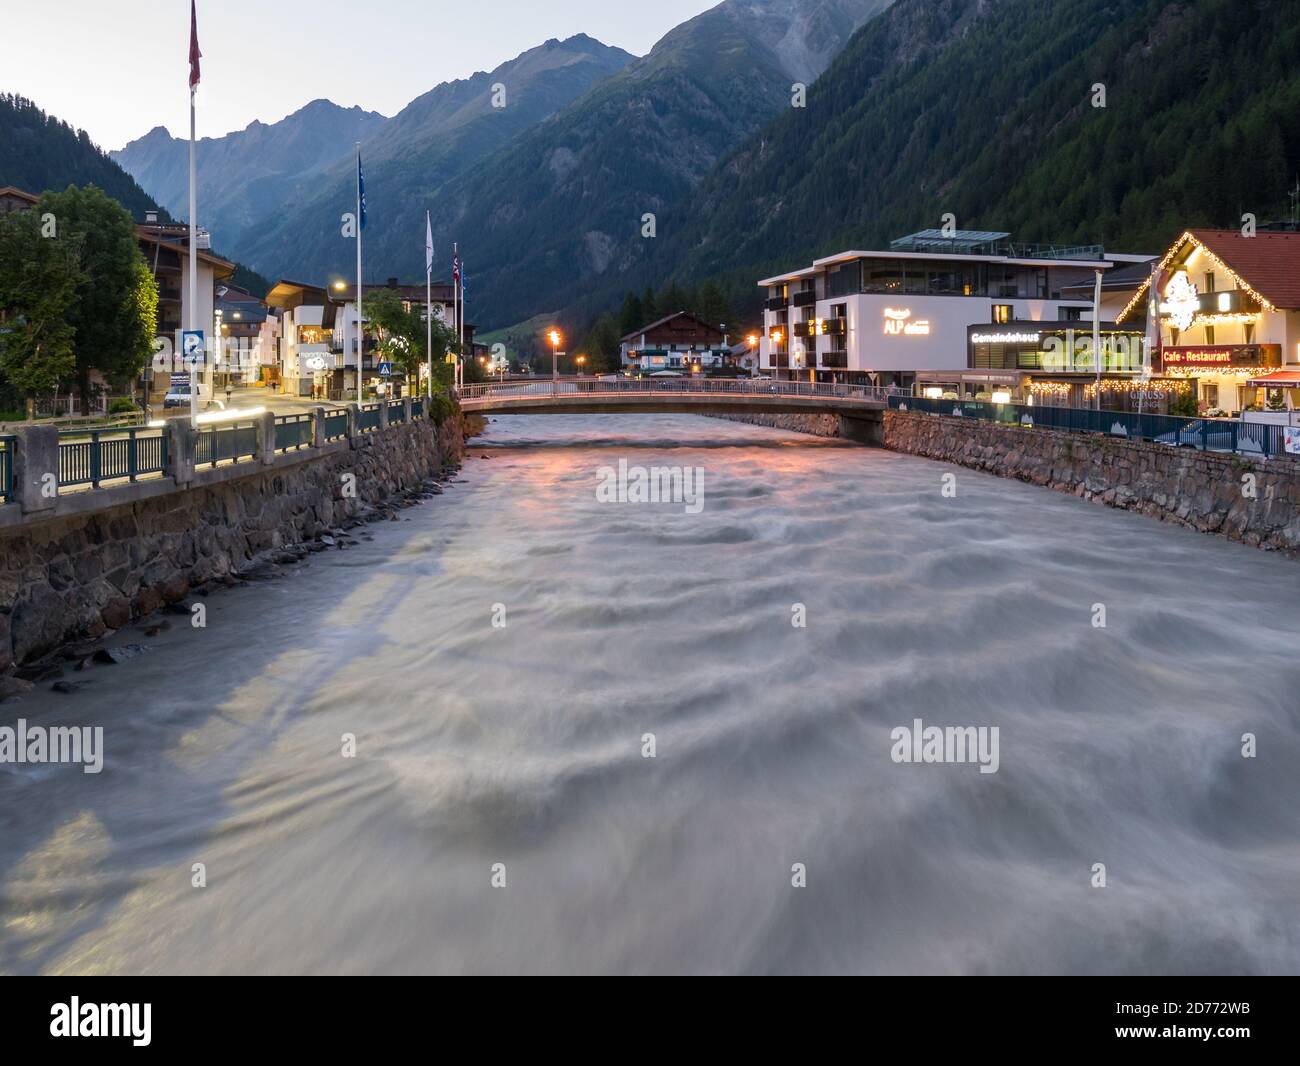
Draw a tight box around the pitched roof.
[1060,260,1154,295]
[620,311,724,344]
[1118,229,1300,319]
[1187,228,1300,309]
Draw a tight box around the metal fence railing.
[275,413,313,452]
[889,395,1292,459]
[58,427,169,489]
[0,435,13,503]
[356,404,382,434]
[455,378,911,405]
[322,410,350,442]
[195,420,259,467]
[2,396,443,507]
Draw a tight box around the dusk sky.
[0,0,719,150]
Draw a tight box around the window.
[1245,322,1256,345]
[1204,273,1215,293]
[992,305,1013,324]
[1202,382,1219,407]
[1062,306,1085,321]
[1204,325,1216,346]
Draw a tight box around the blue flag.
[357,152,367,230]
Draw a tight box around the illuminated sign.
[971,332,1041,345]
[883,307,931,337]
[1160,272,1199,331]
[1163,348,1234,367]
[304,354,329,371]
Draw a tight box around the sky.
[1,0,720,151]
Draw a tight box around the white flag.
[425,211,434,277]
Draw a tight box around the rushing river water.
[2,413,1298,975]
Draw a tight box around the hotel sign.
[883,307,931,336]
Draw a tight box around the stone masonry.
[883,410,1300,555]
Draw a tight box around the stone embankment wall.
[707,412,856,438]
[883,410,1300,554]
[0,413,471,671]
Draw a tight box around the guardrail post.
[378,401,389,431]
[11,425,59,515]
[165,416,196,487]
[311,406,326,449]
[347,403,361,451]
[402,398,412,425]
[257,411,276,465]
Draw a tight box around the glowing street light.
[548,328,563,390]
[576,355,587,377]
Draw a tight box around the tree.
[579,313,623,373]
[39,185,158,414]
[364,288,458,393]
[0,203,82,417]
[617,291,644,337]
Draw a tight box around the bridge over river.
[454,379,903,440]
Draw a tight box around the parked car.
[163,384,192,408]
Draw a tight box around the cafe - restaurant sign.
[1161,345,1281,370]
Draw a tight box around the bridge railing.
[455,378,910,404]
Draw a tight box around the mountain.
[113,100,386,252]
[202,35,635,286]
[0,93,166,218]
[421,0,895,328]
[645,0,1300,313]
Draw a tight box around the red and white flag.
[189,0,202,90]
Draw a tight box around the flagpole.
[453,242,460,392]
[459,257,465,388]
[187,3,200,429]
[426,211,433,401]
[356,142,363,407]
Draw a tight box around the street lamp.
[576,355,586,377]
[548,328,563,391]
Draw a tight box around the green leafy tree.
[39,185,158,414]
[579,313,623,373]
[0,205,82,416]
[364,288,458,393]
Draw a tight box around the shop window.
[992,304,1013,324]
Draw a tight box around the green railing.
[411,398,424,419]
[58,428,169,489]
[0,435,13,503]
[322,410,350,442]
[387,399,406,425]
[275,413,313,452]
[356,404,382,434]
[890,396,1289,458]
[195,420,259,467]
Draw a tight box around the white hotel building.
[758,230,1152,391]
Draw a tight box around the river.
[2,413,1298,975]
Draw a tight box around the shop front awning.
[1247,370,1300,387]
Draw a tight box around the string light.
[1119,231,1278,323]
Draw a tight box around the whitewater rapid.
[1,413,1297,975]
